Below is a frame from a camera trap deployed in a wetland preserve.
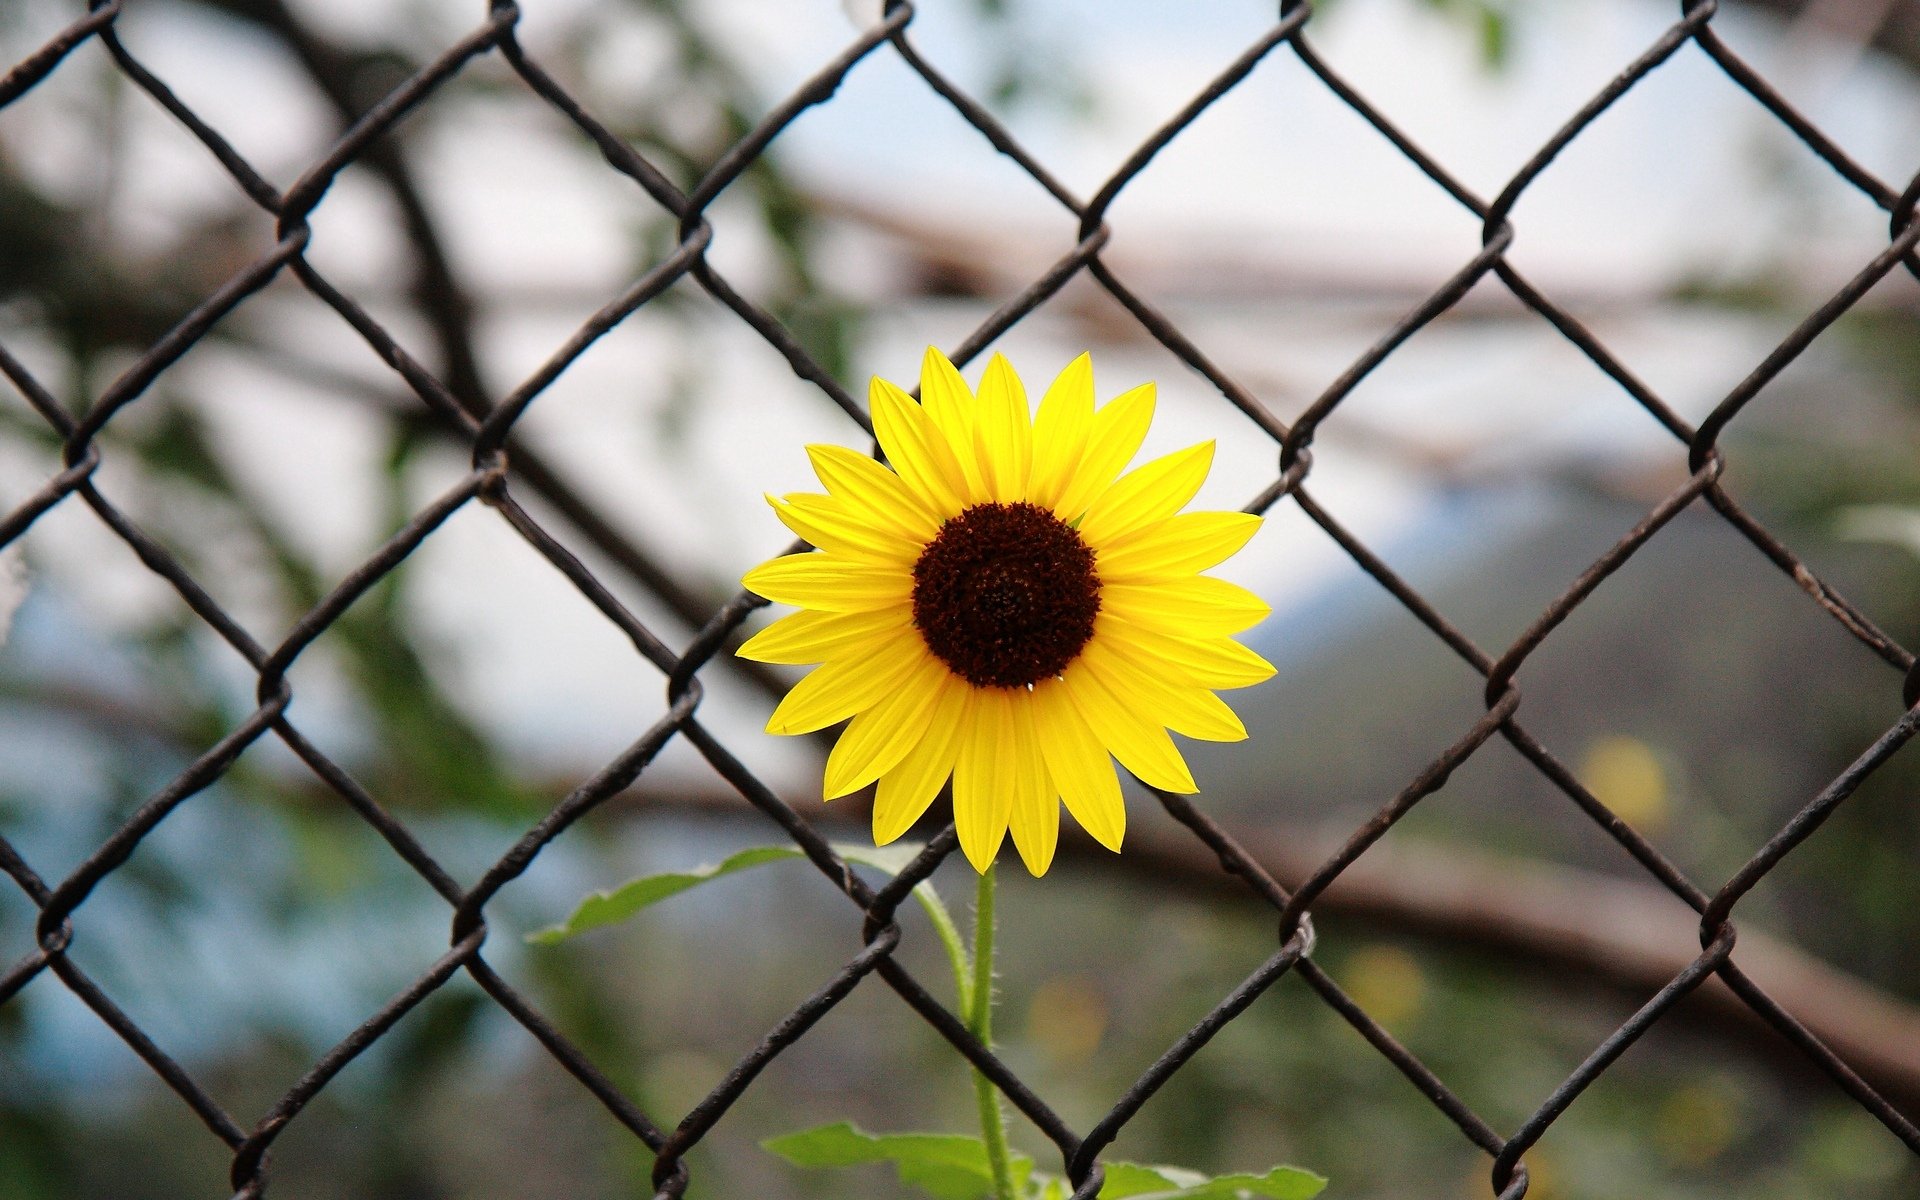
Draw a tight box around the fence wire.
[3,1,1920,1197]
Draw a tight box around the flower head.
[740,349,1274,875]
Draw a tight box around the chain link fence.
[3,0,1920,1196]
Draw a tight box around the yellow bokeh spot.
[1025,975,1108,1067]
[1581,735,1670,834]
[1341,944,1427,1030]
[1654,1081,1742,1167]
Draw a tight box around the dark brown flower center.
[911,501,1101,689]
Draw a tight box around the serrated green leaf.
[526,841,937,945]
[762,1122,1034,1200]
[1101,1161,1326,1200]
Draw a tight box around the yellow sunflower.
[739,348,1274,876]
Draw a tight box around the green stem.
[970,864,1019,1200]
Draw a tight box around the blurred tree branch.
[15,657,1919,1117]
[1750,0,1920,67]
[612,781,1920,1115]
[173,0,791,697]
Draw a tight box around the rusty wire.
[3,0,1920,1197]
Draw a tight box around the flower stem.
[970,863,1019,1200]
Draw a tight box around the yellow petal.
[1096,616,1275,690]
[1096,511,1260,581]
[974,353,1032,504]
[1031,677,1125,851]
[1078,441,1215,547]
[1059,661,1196,793]
[1006,690,1061,876]
[823,655,952,799]
[873,684,971,844]
[919,347,988,502]
[1080,636,1247,742]
[806,444,941,540]
[1027,354,1094,511]
[769,493,921,565]
[870,376,969,519]
[952,686,1015,871]
[764,632,924,735]
[742,552,913,612]
[1052,382,1154,522]
[738,607,912,665]
[1100,576,1270,637]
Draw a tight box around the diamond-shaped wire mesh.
[3,0,1920,1197]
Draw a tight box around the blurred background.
[4,0,1920,1196]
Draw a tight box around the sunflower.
[739,348,1274,876]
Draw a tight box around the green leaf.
[526,845,797,943]
[1475,6,1510,69]
[1102,1164,1208,1196]
[762,1122,1033,1200]
[526,841,938,945]
[1101,1161,1327,1200]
